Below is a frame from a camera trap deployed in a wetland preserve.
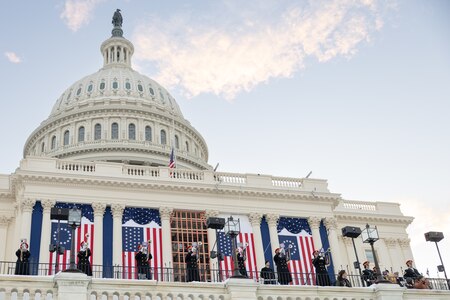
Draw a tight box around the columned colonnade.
[0,198,413,276]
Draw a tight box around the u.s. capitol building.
[0,10,448,300]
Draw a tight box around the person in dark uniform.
[185,245,200,282]
[362,261,375,286]
[236,246,248,278]
[77,241,92,276]
[15,239,30,275]
[135,242,152,279]
[312,250,331,286]
[403,259,421,287]
[335,269,352,287]
[274,247,292,285]
[260,260,276,284]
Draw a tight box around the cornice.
[13,173,340,204]
[335,213,414,225]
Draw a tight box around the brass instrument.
[146,240,152,261]
[19,239,27,262]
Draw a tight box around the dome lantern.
[100,9,134,68]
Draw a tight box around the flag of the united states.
[122,208,162,280]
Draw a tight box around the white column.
[266,213,279,262]
[39,199,55,265]
[307,216,323,251]
[384,238,400,273]
[205,210,219,271]
[324,217,343,274]
[0,216,12,261]
[398,238,412,273]
[159,207,173,272]
[20,198,35,244]
[92,203,106,267]
[248,212,265,272]
[111,204,125,268]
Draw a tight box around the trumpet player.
[236,244,248,278]
[312,249,331,286]
[135,241,152,280]
[274,246,292,285]
[185,243,200,282]
[77,240,92,276]
[15,239,30,275]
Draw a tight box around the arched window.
[111,123,119,139]
[51,136,56,150]
[145,126,152,141]
[41,142,45,153]
[185,141,189,152]
[78,126,85,142]
[94,124,101,140]
[160,130,167,145]
[128,123,136,140]
[63,130,70,146]
[175,135,179,149]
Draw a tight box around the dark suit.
[15,249,30,275]
[312,255,330,286]
[260,266,276,284]
[237,253,247,277]
[404,267,421,280]
[186,251,200,282]
[274,253,292,285]
[77,248,92,276]
[135,251,152,279]
[362,268,375,286]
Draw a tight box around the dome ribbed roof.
[50,66,183,118]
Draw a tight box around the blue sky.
[1,0,449,274]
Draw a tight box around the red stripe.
[90,224,94,265]
[159,228,163,281]
[48,251,53,275]
[244,233,253,278]
[299,236,308,284]
[296,238,305,284]
[305,237,315,284]
[250,233,257,280]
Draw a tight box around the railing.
[56,160,95,172]
[215,173,247,185]
[342,200,377,211]
[1,261,449,290]
[272,177,302,188]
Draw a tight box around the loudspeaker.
[50,207,69,220]
[206,217,225,229]
[425,231,444,242]
[342,226,362,238]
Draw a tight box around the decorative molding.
[111,204,125,218]
[384,237,398,248]
[265,213,279,227]
[335,214,414,225]
[308,216,322,229]
[92,202,107,216]
[204,210,219,219]
[21,198,36,213]
[342,236,354,246]
[41,199,56,213]
[0,215,13,225]
[324,217,338,230]
[248,213,263,226]
[159,206,173,220]
[398,238,410,248]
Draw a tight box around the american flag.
[169,147,175,169]
[277,217,316,285]
[48,204,94,275]
[217,215,258,280]
[122,208,162,280]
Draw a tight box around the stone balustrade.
[15,157,331,193]
[0,274,449,300]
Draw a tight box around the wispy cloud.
[60,0,105,32]
[133,0,387,100]
[4,52,22,64]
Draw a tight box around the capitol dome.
[23,20,210,170]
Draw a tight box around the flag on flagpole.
[169,147,175,169]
